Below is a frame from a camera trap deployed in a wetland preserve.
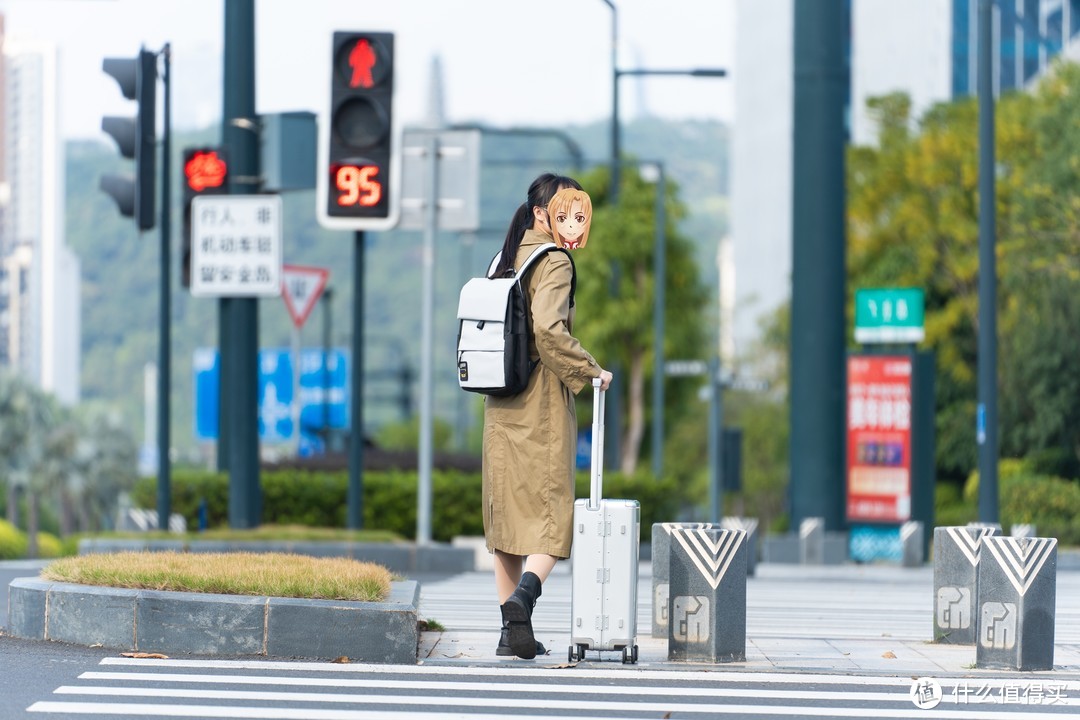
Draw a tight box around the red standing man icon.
[349,39,377,89]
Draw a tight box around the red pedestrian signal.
[181,147,229,288]
[185,150,227,192]
[318,31,399,230]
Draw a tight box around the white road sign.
[190,195,283,297]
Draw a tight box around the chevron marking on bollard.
[946,526,997,566]
[672,529,746,590]
[981,536,1056,596]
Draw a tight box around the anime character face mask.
[547,188,593,250]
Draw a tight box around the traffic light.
[181,147,229,287]
[100,48,157,231]
[317,31,400,230]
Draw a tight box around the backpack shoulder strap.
[518,243,576,308]
[486,244,576,307]
[485,251,502,279]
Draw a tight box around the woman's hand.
[598,370,613,391]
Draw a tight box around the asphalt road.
[6,560,1080,718]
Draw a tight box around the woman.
[483,173,613,659]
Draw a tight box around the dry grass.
[42,551,392,602]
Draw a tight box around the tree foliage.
[571,165,711,475]
[0,369,137,552]
[848,61,1080,483]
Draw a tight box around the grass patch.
[42,551,392,602]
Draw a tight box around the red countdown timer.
[320,31,398,230]
[333,163,382,208]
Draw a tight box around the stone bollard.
[901,521,924,567]
[799,517,824,565]
[650,522,710,638]
[668,527,747,663]
[720,517,759,576]
[975,536,1057,671]
[933,525,1000,644]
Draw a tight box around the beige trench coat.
[482,229,601,558]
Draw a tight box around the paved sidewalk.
[417,561,1080,678]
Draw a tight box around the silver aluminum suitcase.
[569,379,640,664]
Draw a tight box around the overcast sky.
[0,0,735,140]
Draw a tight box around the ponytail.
[492,203,533,277]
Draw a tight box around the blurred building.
[0,17,81,404]
[732,0,1080,363]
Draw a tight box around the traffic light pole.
[222,0,261,528]
[348,233,365,530]
[157,44,172,530]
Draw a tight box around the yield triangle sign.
[281,264,329,329]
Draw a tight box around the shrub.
[964,459,1080,545]
[132,468,682,543]
[0,519,28,559]
[35,532,63,559]
[934,481,976,527]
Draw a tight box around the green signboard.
[854,288,925,344]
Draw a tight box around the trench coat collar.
[521,228,555,250]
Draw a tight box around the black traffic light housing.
[181,147,229,288]
[100,48,157,231]
[317,31,400,230]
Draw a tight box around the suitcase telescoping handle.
[589,377,605,510]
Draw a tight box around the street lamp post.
[639,162,667,479]
[595,1,726,474]
[610,68,726,473]
[976,0,999,523]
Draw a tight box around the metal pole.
[600,0,618,203]
[601,0,623,470]
[789,0,848,532]
[651,166,666,478]
[348,234,365,529]
[708,357,724,523]
[416,133,438,545]
[223,0,260,527]
[322,287,333,440]
[290,325,301,456]
[156,44,172,530]
[977,0,999,523]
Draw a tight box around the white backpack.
[456,243,575,396]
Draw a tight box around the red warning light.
[185,150,227,192]
[334,163,382,207]
[348,39,377,89]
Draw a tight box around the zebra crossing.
[22,563,1080,717]
[26,656,1080,718]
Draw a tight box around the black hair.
[492,172,583,278]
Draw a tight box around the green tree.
[848,62,1080,484]
[573,165,711,475]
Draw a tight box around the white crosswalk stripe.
[25,657,1080,718]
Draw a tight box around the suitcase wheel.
[621,644,639,665]
[569,643,589,663]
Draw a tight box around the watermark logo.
[910,678,943,709]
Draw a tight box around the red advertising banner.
[846,355,912,523]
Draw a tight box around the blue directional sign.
[258,350,295,442]
[193,348,220,441]
[193,347,350,443]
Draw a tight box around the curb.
[77,539,474,575]
[6,578,420,663]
